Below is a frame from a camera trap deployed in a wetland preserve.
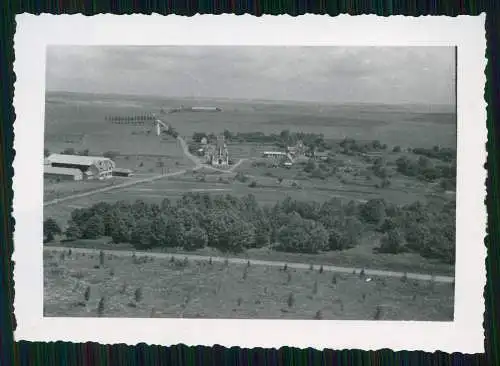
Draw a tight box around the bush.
[43,218,61,242]
[276,217,329,254]
[359,199,387,224]
[378,229,407,254]
[183,227,208,250]
[81,215,105,240]
[235,172,249,183]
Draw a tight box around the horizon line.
[45,89,456,108]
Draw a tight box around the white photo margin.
[12,13,487,353]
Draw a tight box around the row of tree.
[105,115,156,122]
[44,193,455,264]
[192,130,330,152]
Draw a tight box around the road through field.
[44,168,192,207]
[44,136,248,207]
[44,245,455,283]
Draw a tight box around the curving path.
[44,245,454,283]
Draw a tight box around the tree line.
[44,192,455,264]
[105,115,155,122]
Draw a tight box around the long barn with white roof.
[45,153,115,180]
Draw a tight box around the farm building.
[312,152,329,161]
[191,106,222,112]
[44,166,83,181]
[112,168,134,177]
[262,151,294,166]
[45,153,115,180]
[286,140,306,157]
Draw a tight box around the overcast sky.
[46,46,455,105]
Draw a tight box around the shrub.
[401,272,408,282]
[134,287,143,303]
[287,292,295,308]
[43,218,61,242]
[312,280,318,295]
[360,199,387,224]
[99,250,105,266]
[183,227,208,250]
[84,286,90,302]
[97,297,105,317]
[378,229,407,254]
[332,274,337,285]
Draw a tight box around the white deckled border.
[12,14,487,353]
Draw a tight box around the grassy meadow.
[43,248,454,320]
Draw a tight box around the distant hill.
[45,90,455,115]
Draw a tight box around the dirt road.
[44,168,191,207]
[44,136,249,207]
[44,245,455,283]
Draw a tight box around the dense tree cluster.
[192,129,330,153]
[43,218,61,242]
[396,155,456,187]
[375,200,456,264]
[339,138,387,155]
[58,192,455,263]
[412,146,456,163]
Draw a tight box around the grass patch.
[44,253,454,320]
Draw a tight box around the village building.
[203,135,229,168]
[45,153,115,180]
[286,140,306,157]
[262,151,294,166]
[44,166,83,181]
[312,151,330,161]
[112,168,134,177]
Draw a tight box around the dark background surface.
[1,1,497,365]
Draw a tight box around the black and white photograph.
[13,14,486,352]
[41,45,457,321]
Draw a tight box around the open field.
[43,248,454,320]
[46,92,456,150]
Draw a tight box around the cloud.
[46,46,455,105]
